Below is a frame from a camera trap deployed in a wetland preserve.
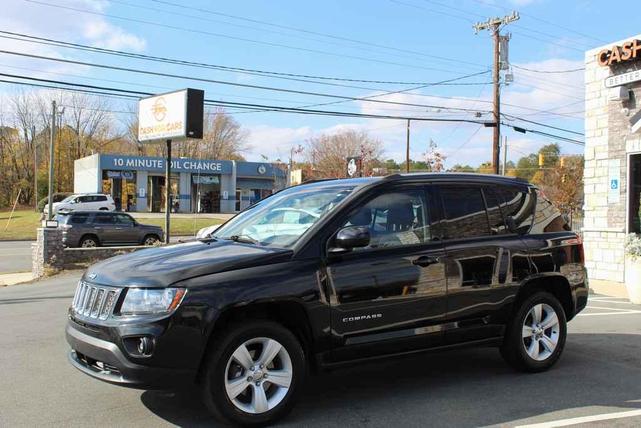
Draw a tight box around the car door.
[436,184,531,345]
[114,213,138,244]
[92,212,118,244]
[326,184,448,362]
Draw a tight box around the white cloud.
[0,0,146,81]
[83,20,146,52]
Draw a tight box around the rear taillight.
[560,233,584,263]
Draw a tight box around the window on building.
[440,186,490,239]
[630,154,641,234]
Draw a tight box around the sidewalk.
[589,279,629,298]
[0,272,34,286]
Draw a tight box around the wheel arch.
[196,299,315,381]
[514,274,574,320]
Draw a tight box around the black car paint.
[66,174,588,388]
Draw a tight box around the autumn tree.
[306,130,383,178]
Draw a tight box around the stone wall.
[583,34,641,283]
[32,227,149,278]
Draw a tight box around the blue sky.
[1,0,639,166]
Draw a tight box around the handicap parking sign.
[610,179,619,190]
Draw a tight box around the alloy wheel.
[522,303,560,361]
[144,237,157,246]
[224,337,293,414]
[81,239,97,248]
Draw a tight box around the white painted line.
[577,311,641,316]
[515,409,641,427]
[585,305,635,312]
[590,299,635,305]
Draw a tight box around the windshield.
[213,183,356,248]
[60,195,76,203]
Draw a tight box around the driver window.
[343,189,430,250]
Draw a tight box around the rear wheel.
[79,235,99,248]
[501,291,567,372]
[202,321,306,426]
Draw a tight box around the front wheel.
[501,291,567,372]
[202,321,306,426]
[143,235,160,246]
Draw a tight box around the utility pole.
[405,119,411,173]
[474,11,519,174]
[47,101,56,221]
[501,136,508,175]
[33,125,37,211]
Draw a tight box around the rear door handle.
[412,255,440,267]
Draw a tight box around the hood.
[84,240,293,288]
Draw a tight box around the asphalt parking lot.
[1,273,641,427]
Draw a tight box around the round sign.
[258,165,267,175]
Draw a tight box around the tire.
[143,234,160,246]
[201,321,306,426]
[79,235,100,248]
[501,291,567,372]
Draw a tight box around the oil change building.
[74,153,286,214]
[583,34,641,284]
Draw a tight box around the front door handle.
[412,255,440,267]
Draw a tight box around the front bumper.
[66,320,195,390]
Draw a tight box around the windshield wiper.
[224,235,260,245]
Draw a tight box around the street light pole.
[47,100,56,221]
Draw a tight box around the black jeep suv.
[66,173,588,426]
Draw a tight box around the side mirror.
[331,226,370,252]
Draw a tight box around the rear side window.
[95,195,108,202]
[440,186,490,239]
[94,213,114,224]
[483,187,509,235]
[70,213,89,224]
[494,186,535,234]
[531,189,570,233]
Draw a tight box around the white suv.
[44,194,116,216]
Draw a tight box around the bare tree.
[306,130,383,178]
[174,109,247,160]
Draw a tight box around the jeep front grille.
[72,281,121,320]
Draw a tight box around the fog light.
[137,337,154,356]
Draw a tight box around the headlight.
[120,288,186,316]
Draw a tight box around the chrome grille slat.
[72,281,120,320]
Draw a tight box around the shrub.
[625,234,641,261]
[37,192,73,212]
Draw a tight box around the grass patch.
[0,209,223,240]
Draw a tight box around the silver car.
[58,211,163,247]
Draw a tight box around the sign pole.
[165,139,171,244]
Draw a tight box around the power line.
[0,31,488,89]
[503,122,584,146]
[0,74,586,148]
[0,31,582,119]
[22,0,478,74]
[0,73,490,123]
[501,113,584,136]
[511,63,584,74]
[139,0,489,70]
[0,49,493,114]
